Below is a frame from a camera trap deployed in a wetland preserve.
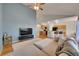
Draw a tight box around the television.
[52,27,58,31]
[19,28,32,35]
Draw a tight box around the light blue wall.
[3,4,36,43]
[0,4,2,50]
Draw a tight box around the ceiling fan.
[30,3,45,11]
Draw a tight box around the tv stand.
[19,34,34,40]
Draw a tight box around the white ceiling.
[23,3,79,16]
[42,3,79,16]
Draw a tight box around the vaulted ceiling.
[23,3,79,23]
[23,3,79,16]
[42,3,79,16]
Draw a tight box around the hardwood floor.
[0,44,13,56]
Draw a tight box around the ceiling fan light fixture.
[34,5,39,10]
[33,3,45,11]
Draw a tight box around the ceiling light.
[33,3,45,11]
[34,5,39,10]
[33,3,39,10]
[37,24,41,28]
[47,21,50,24]
[54,20,59,24]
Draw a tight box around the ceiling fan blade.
[40,3,45,5]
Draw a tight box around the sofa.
[5,37,79,56]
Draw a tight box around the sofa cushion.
[33,38,53,50]
[41,40,58,55]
